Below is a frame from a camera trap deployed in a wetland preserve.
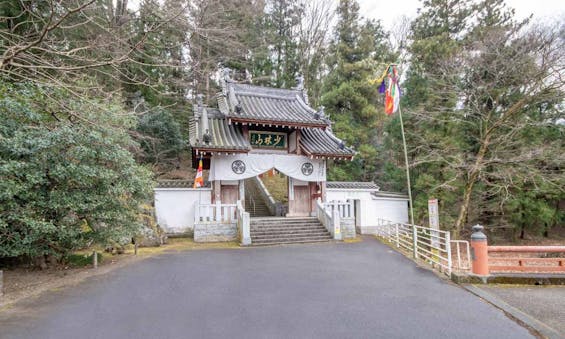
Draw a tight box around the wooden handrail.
[488,246,565,253]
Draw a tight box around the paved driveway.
[0,237,532,339]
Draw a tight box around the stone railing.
[194,201,237,224]
[316,199,342,240]
[323,200,356,239]
[237,200,251,245]
[254,177,285,216]
[193,201,238,242]
[324,200,354,219]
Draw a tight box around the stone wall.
[341,218,356,239]
[194,223,237,242]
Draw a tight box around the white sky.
[359,0,565,30]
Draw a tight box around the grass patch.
[261,173,288,203]
[65,252,103,267]
[134,238,240,256]
[343,237,363,243]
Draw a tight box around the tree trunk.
[453,134,491,239]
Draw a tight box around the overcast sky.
[358,0,565,29]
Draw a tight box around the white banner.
[209,153,326,182]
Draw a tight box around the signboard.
[428,199,439,247]
[250,131,286,149]
[428,199,439,229]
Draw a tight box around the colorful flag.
[193,158,204,188]
[378,80,386,94]
[385,65,400,115]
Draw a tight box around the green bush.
[0,82,153,259]
[65,252,104,267]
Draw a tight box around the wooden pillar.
[239,179,245,208]
[309,182,317,215]
[287,177,294,216]
[212,180,221,203]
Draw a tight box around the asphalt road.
[0,237,532,339]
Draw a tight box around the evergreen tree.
[321,0,393,182]
[391,0,564,238]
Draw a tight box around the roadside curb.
[461,284,563,339]
[452,272,565,285]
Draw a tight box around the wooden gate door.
[221,185,239,204]
[292,185,311,216]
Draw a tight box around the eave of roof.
[220,81,327,127]
[229,116,328,129]
[326,181,380,190]
[299,128,355,159]
[371,191,409,199]
[189,108,251,153]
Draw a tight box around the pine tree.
[321,0,393,182]
[394,0,564,238]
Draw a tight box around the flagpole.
[398,105,415,227]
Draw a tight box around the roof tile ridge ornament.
[196,93,203,117]
[293,74,310,105]
[316,106,332,129]
[324,124,350,151]
[197,94,211,145]
[221,67,241,115]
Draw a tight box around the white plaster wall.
[365,198,409,225]
[326,189,408,227]
[326,190,373,201]
[154,188,212,233]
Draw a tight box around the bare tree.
[0,1,188,103]
[297,0,334,104]
[409,23,565,238]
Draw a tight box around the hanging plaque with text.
[249,131,287,149]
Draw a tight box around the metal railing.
[375,219,452,276]
[450,240,471,271]
[194,201,237,224]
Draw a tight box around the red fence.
[488,246,565,273]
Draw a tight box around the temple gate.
[189,69,355,220]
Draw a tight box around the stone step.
[251,219,319,225]
[251,227,327,233]
[251,224,324,230]
[251,233,331,240]
[251,226,328,232]
[251,237,332,246]
[252,217,318,221]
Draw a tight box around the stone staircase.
[245,178,272,217]
[250,217,333,246]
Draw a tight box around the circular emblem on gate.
[301,162,314,176]
[231,160,246,174]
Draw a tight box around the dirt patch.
[0,254,140,310]
[0,238,239,310]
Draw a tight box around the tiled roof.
[218,82,327,128]
[156,180,212,188]
[300,128,355,158]
[326,182,380,190]
[372,191,409,199]
[156,180,192,188]
[189,108,251,153]
[189,70,354,159]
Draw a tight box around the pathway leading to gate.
[0,237,533,339]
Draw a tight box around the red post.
[471,225,489,276]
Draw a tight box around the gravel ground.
[478,284,565,336]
